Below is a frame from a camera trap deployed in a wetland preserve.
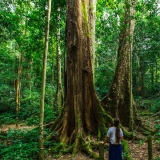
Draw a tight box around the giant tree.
[48,0,105,157]
[99,0,159,130]
[101,0,138,129]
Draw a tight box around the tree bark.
[56,7,64,111]
[101,0,137,128]
[15,17,28,127]
[15,52,24,117]
[135,53,145,98]
[39,0,51,159]
[50,0,103,157]
[88,0,96,77]
[51,56,55,109]
[48,0,154,157]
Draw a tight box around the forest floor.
[0,122,159,160]
[0,109,159,160]
[46,139,159,160]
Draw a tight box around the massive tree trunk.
[101,0,138,128]
[49,0,103,157]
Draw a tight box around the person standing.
[103,118,123,160]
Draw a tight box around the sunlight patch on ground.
[0,124,36,133]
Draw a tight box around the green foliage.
[153,158,160,160]
[24,104,55,126]
[151,98,160,114]
[0,127,58,159]
[0,0,160,158]
[133,0,160,99]
[138,139,145,146]
[0,129,39,159]
[122,140,131,160]
[0,113,16,125]
[95,5,119,98]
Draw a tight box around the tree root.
[81,139,99,159]
[102,111,156,141]
[139,125,156,136]
[46,134,100,159]
[45,106,156,159]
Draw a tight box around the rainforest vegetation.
[0,0,160,159]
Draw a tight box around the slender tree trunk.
[155,60,158,84]
[28,59,33,98]
[15,17,28,127]
[135,53,144,98]
[51,56,55,109]
[139,57,145,99]
[56,7,64,111]
[151,64,154,86]
[39,0,51,159]
[15,52,24,127]
[50,36,56,109]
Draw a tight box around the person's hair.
[114,118,120,143]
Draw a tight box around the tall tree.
[15,51,24,127]
[56,7,64,111]
[39,0,51,159]
[101,0,138,128]
[49,0,104,157]
[15,9,28,127]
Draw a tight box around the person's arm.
[120,136,123,142]
[103,136,110,144]
[101,128,111,144]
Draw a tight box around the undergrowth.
[0,104,59,159]
[0,128,58,159]
[0,128,39,159]
[0,96,159,159]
